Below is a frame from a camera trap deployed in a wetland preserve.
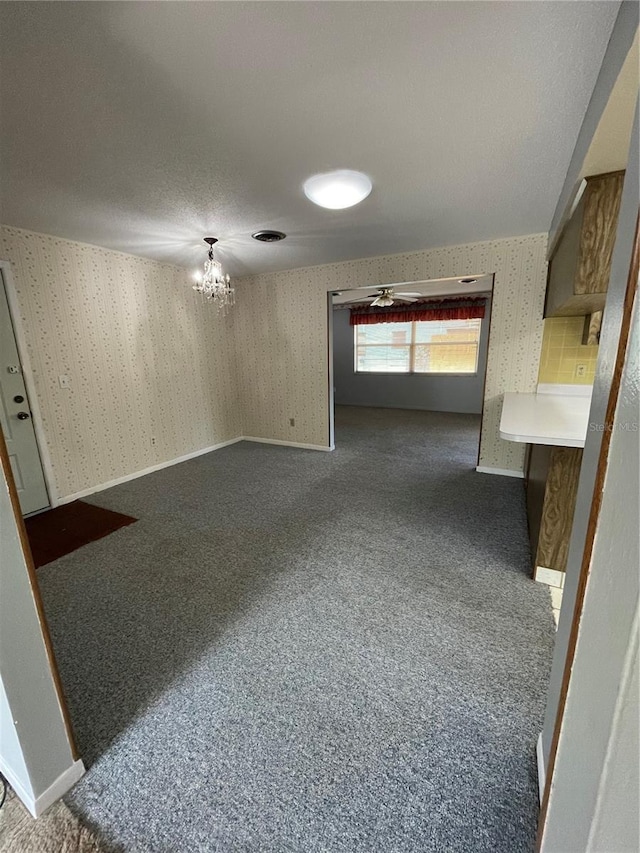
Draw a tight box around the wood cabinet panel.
[535,447,583,572]
[545,171,624,318]
[576,172,625,295]
[526,443,552,567]
[582,311,603,346]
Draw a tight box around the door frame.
[0,259,56,510]
[326,291,335,450]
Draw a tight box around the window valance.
[348,296,487,326]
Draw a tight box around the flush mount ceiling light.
[303,169,372,210]
[192,237,235,314]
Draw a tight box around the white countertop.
[500,386,592,448]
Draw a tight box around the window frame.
[354,318,482,376]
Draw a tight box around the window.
[355,318,481,374]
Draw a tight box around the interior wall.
[0,226,242,501]
[0,445,81,809]
[588,623,639,851]
[234,234,547,472]
[540,93,638,849]
[541,105,639,769]
[0,678,31,798]
[540,272,639,852]
[332,299,492,415]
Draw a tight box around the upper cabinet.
[544,170,625,317]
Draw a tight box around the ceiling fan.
[341,286,424,307]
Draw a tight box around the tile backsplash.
[538,317,598,385]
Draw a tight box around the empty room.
[1,2,638,852]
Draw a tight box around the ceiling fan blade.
[338,286,426,306]
[339,296,377,304]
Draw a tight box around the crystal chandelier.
[193,237,235,313]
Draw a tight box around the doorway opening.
[327,274,494,461]
[0,262,51,515]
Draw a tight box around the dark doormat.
[25,500,137,568]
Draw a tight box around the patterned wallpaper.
[0,226,242,500]
[234,234,549,473]
[0,226,548,499]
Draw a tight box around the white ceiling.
[580,30,638,178]
[0,2,619,276]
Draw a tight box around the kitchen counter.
[500,386,592,448]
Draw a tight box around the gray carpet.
[37,406,555,852]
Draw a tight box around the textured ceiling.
[581,30,638,178]
[332,275,494,304]
[0,2,619,275]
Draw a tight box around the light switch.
[58,374,71,389]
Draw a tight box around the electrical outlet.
[575,364,587,378]
[289,418,295,427]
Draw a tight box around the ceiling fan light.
[371,293,394,307]
[303,170,372,210]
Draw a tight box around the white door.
[0,270,49,514]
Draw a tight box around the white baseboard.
[0,755,34,814]
[242,436,334,452]
[33,759,85,817]
[476,465,524,478]
[55,434,335,505]
[536,732,546,804]
[535,566,566,588]
[0,757,85,818]
[55,437,244,505]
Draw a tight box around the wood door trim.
[0,424,79,760]
[326,292,335,449]
[536,213,639,849]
